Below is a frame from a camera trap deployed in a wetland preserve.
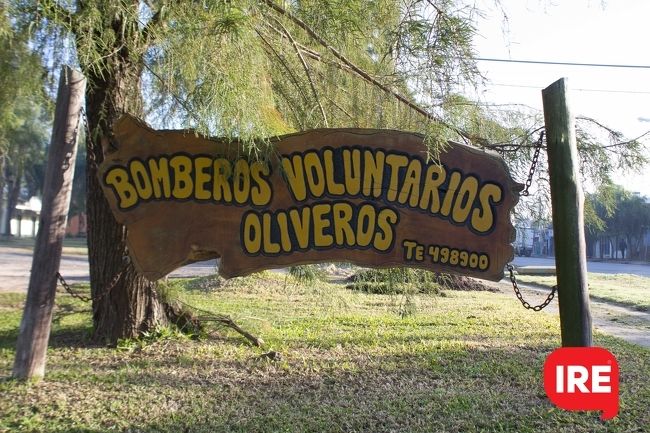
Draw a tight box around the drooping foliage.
[12,0,488,341]
[6,0,648,339]
[22,1,483,144]
[441,95,648,221]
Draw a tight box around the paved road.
[512,256,650,277]
[2,247,649,293]
[0,247,217,293]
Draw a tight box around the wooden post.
[542,78,592,347]
[13,66,86,379]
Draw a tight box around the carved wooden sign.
[99,115,521,281]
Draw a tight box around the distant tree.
[612,192,650,259]
[0,7,50,234]
[1,100,49,234]
[586,184,650,259]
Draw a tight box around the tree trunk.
[3,166,22,235]
[0,155,5,231]
[83,49,167,344]
[599,236,603,259]
[13,66,85,379]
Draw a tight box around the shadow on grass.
[0,323,95,351]
[7,341,648,433]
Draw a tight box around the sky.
[467,0,650,196]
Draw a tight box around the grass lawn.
[516,273,650,311]
[0,236,88,255]
[1,273,648,433]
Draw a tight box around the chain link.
[506,264,556,311]
[520,131,544,197]
[59,106,84,172]
[56,272,92,302]
[56,263,128,303]
[79,107,100,170]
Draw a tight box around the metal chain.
[520,131,544,197]
[79,107,91,138]
[56,272,92,302]
[79,107,100,170]
[62,111,82,171]
[56,263,128,303]
[506,264,556,311]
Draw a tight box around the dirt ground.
[487,279,650,348]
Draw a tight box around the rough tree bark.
[13,66,85,379]
[81,16,168,344]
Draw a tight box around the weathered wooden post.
[542,78,592,347]
[13,66,86,379]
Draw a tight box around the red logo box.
[544,347,619,420]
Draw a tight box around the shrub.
[345,268,443,295]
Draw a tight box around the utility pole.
[542,78,592,347]
[13,66,86,379]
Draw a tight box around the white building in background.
[514,222,554,257]
[2,196,41,237]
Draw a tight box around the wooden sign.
[99,115,521,281]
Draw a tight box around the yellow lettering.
[148,158,171,198]
[233,159,250,204]
[129,160,153,200]
[243,213,261,254]
[312,204,333,247]
[374,208,398,251]
[262,213,280,253]
[362,150,384,198]
[342,148,361,195]
[385,154,409,202]
[250,162,272,206]
[213,159,232,202]
[440,171,461,217]
[397,159,422,206]
[332,202,355,246]
[356,204,376,247]
[276,212,292,252]
[105,167,138,209]
[194,157,212,200]
[419,164,446,214]
[452,176,479,224]
[471,183,503,233]
[303,152,326,198]
[282,155,307,201]
[170,155,193,199]
[289,207,311,249]
[323,149,345,196]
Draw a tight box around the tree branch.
[38,0,77,33]
[142,63,202,125]
[260,0,470,141]
[255,28,313,108]
[173,299,264,347]
[140,1,173,44]
[601,130,650,148]
[269,16,328,127]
